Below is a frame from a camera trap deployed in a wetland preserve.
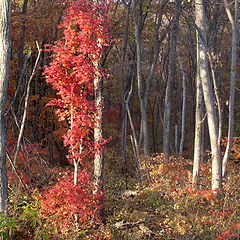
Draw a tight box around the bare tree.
[13,44,42,166]
[131,0,149,158]
[192,40,204,189]
[119,2,131,162]
[177,46,186,157]
[222,0,238,178]
[163,0,181,160]
[0,0,11,213]
[195,0,222,190]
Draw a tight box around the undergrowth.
[1,148,239,239]
[105,151,240,240]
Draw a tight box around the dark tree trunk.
[0,0,11,213]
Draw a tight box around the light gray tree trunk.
[125,78,144,181]
[177,47,186,157]
[0,0,11,213]
[208,53,222,150]
[163,0,181,161]
[13,44,41,166]
[195,0,222,190]
[94,75,103,191]
[93,66,104,220]
[222,0,238,178]
[192,38,204,189]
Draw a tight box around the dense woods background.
[0,0,239,239]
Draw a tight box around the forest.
[0,0,239,239]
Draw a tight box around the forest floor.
[104,147,240,240]
[3,146,240,240]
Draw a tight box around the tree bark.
[18,0,28,71]
[222,0,238,178]
[131,0,149,158]
[163,0,181,161]
[94,69,104,191]
[177,46,186,157]
[13,44,41,166]
[195,0,222,190]
[119,2,130,161]
[125,78,144,181]
[192,39,204,189]
[14,0,28,111]
[0,0,11,213]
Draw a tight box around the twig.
[6,151,29,191]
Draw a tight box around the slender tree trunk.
[177,47,186,157]
[32,41,46,142]
[120,3,130,160]
[5,47,31,123]
[195,0,222,190]
[125,78,143,180]
[15,0,28,111]
[174,124,178,159]
[144,0,168,107]
[208,54,222,149]
[163,0,181,161]
[132,0,149,158]
[222,0,238,178]
[94,73,104,191]
[0,0,11,213]
[14,44,41,166]
[49,106,54,166]
[192,40,204,189]
[18,0,28,70]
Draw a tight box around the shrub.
[39,168,106,239]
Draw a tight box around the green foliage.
[13,191,54,239]
[0,213,18,239]
[2,190,53,240]
[14,192,41,227]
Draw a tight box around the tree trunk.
[192,40,204,189]
[13,45,41,166]
[14,0,28,111]
[0,0,11,213]
[163,0,181,161]
[195,0,222,190]
[177,46,186,157]
[18,0,28,71]
[125,78,144,180]
[94,74,104,191]
[222,0,238,179]
[131,0,149,158]
[119,2,130,160]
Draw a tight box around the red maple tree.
[41,0,112,235]
[44,0,112,173]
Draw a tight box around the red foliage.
[216,223,240,240]
[41,0,113,236]
[7,170,30,186]
[221,137,240,160]
[44,0,112,165]
[39,169,103,234]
